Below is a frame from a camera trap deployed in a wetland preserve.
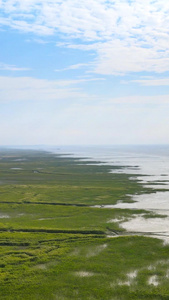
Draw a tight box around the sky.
[0,0,169,145]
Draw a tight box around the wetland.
[0,147,169,299]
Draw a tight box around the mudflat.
[0,149,169,300]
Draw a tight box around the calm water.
[47,145,169,242]
[13,144,169,190]
[12,144,169,241]
[49,145,169,186]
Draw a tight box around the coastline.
[1,147,169,299]
[48,145,169,243]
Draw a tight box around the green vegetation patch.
[0,149,168,299]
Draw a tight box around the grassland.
[0,148,169,299]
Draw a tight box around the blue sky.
[0,0,169,145]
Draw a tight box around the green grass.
[0,202,152,232]
[0,149,169,299]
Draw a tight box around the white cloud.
[0,0,169,74]
[107,95,169,104]
[0,75,168,104]
[55,63,90,72]
[0,63,30,71]
[0,76,92,102]
[132,78,169,86]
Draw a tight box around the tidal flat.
[0,149,169,299]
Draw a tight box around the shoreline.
[49,146,169,243]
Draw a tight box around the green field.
[0,149,169,299]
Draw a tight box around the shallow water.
[0,214,9,219]
[31,145,169,241]
[49,145,169,188]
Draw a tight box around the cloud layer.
[0,0,169,74]
[1,75,169,104]
[0,76,93,102]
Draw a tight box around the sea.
[10,144,169,242]
[45,144,169,191]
